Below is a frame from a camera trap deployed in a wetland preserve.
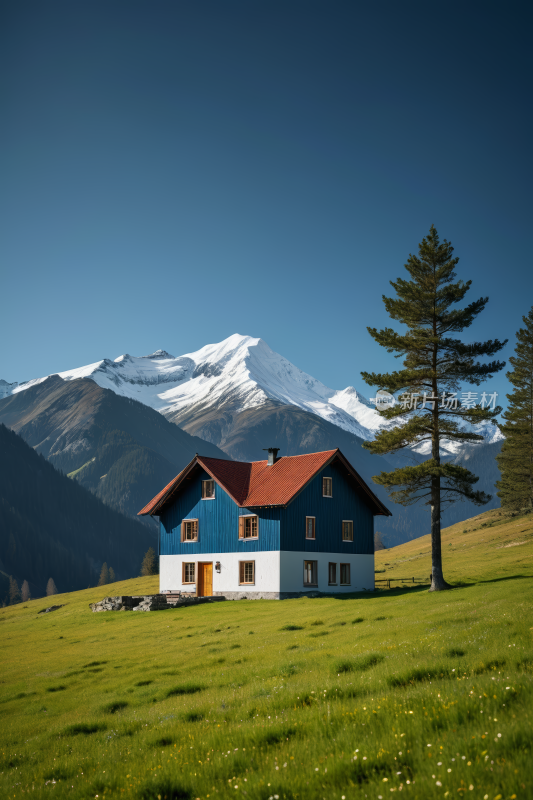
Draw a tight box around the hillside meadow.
[1,509,532,800]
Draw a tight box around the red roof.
[138,449,391,517]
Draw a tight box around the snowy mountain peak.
[140,349,175,360]
[5,333,503,450]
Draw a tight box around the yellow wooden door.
[202,563,213,597]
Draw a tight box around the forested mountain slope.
[0,376,228,524]
[0,424,155,598]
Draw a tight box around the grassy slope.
[375,507,533,585]
[1,511,532,800]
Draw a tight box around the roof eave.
[334,450,392,516]
[138,457,198,516]
[139,455,247,516]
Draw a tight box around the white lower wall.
[280,551,375,593]
[160,550,374,596]
[159,551,280,595]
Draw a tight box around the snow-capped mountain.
[7,334,502,451]
[0,379,18,399]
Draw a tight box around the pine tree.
[21,579,31,602]
[109,567,116,583]
[9,576,21,605]
[361,226,507,591]
[496,306,533,511]
[46,577,58,596]
[98,562,110,586]
[140,547,157,576]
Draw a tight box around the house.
[138,448,391,599]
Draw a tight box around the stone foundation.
[213,590,324,600]
[90,594,226,612]
[213,591,280,600]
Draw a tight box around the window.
[342,520,353,541]
[182,562,196,583]
[304,560,318,586]
[181,519,198,542]
[239,561,255,585]
[305,516,316,539]
[322,477,332,497]
[202,479,215,499]
[340,563,351,585]
[238,515,258,539]
[328,562,337,585]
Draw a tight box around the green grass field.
[2,509,532,800]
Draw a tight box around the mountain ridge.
[4,333,503,452]
[0,376,229,524]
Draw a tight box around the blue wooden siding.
[160,468,281,555]
[280,461,374,554]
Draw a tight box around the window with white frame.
[239,561,255,584]
[182,562,196,583]
[181,519,198,542]
[238,515,258,539]
[304,560,318,586]
[305,516,316,539]
[340,563,351,585]
[322,477,332,497]
[328,562,337,584]
[202,479,215,499]
[342,520,353,541]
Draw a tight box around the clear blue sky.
[1,0,532,407]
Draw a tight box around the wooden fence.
[375,576,431,589]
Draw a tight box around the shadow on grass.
[153,736,175,746]
[333,755,414,786]
[329,586,429,600]
[64,722,107,735]
[329,575,531,600]
[258,726,297,746]
[102,700,129,714]
[334,653,385,674]
[469,574,532,586]
[388,665,451,688]
[138,779,192,800]
[183,711,204,722]
[389,656,509,688]
[166,684,204,698]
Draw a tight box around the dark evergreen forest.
[0,424,155,600]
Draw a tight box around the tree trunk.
[429,475,451,591]
[429,296,451,592]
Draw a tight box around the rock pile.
[90,594,225,612]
